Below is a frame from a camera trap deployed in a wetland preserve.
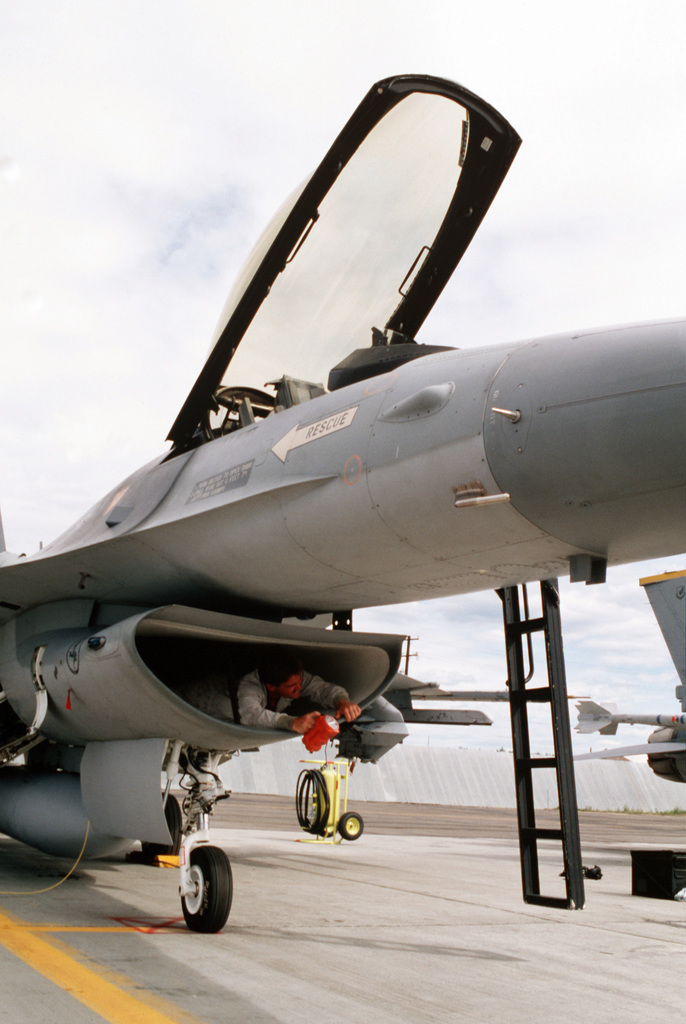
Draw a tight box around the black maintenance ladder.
[498,579,585,909]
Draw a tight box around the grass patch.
[578,806,686,815]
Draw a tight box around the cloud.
[0,0,683,758]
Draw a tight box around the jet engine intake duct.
[0,604,404,749]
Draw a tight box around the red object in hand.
[302,714,340,752]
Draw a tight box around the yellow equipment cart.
[295,758,364,843]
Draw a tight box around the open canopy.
[168,74,520,451]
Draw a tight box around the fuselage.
[1,317,683,620]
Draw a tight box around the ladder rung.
[518,757,557,770]
[524,895,574,910]
[521,827,563,841]
[509,686,551,703]
[508,616,546,636]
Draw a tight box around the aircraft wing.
[167,74,520,451]
[383,672,493,725]
[575,742,685,760]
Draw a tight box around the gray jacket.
[237,669,349,731]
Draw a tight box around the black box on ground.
[631,849,686,900]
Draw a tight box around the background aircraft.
[0,73,684,931]
[576,570,686,782]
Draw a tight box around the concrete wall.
[220,739,686,813]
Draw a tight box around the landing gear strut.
[177,749,232,932]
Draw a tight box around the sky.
[0,1,684,756]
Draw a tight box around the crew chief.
[237,649,361,733]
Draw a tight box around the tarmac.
[1,795,685,1024]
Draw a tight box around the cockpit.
[166,75,520,455]
[202,376,326,441]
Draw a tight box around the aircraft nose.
[483,319,686,565]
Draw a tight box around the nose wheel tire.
[337,811,364,841]
[181,846,233,932]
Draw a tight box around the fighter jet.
[576,570,686,782]
[0,74,684,931]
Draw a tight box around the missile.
[576,700,686,735]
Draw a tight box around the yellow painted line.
[9,925,134,934]
[4,918,184,935]
[640,569,686,585]
[0,908,207,1024]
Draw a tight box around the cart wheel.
[337,811,364,841]
[181,846,233,932]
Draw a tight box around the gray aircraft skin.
[575,570,686,782]
[0,75,684,929]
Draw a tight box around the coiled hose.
[295,768,330,835]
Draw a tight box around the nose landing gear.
[181,841,232,933]
[178,749,232,932]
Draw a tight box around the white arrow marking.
[271,405,359,463]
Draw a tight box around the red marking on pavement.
[110,916,185,933]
